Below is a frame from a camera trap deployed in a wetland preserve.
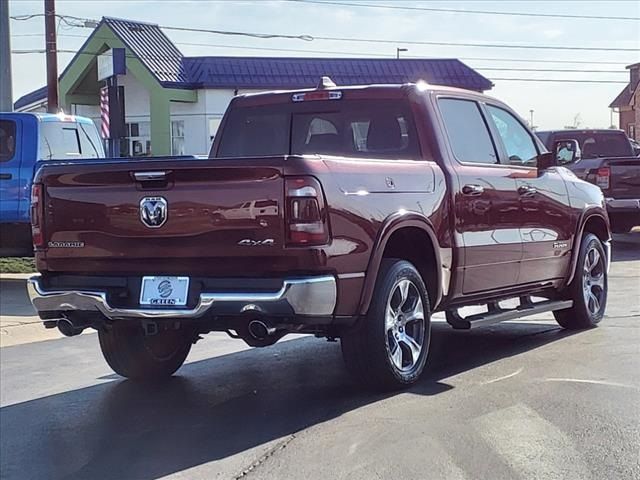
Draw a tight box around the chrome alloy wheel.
[582,246,606,316]
[385,279,426,372]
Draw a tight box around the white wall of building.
[62,72,268,157]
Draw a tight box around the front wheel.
[554,233,607,329]
[341,259,431,391]
[98,322,193,381]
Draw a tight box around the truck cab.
[0,112,105,256]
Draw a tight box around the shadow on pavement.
[0,279,35,317]
[0,321,580,480]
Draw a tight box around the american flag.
[100,86,109,139]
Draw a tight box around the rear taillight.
[31,183,44,248]
[285,176,329,246]
[596,167,610,190]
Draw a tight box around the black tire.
[553,233,607,329]
[98,322,193,381]
[341,259,431,391]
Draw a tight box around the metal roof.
[103,17,188,84]
[182,57,492,91]
[14,17,493,110]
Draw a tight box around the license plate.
[140,276,189,307]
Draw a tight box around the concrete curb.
[0,273,35,280]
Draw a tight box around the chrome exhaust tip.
[247,319,276,340]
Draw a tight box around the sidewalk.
[0,275,68,348]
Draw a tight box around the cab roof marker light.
[292,91,343,102]
[416,80,430,92]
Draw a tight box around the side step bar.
[445,298,573,330]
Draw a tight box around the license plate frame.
[140,276,190,307]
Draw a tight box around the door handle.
[0,173,12,180]
[518,184,537,196]
[462,184,485,196]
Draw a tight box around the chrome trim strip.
[28,275,337,320]
[133,171,169,181]
[605,198,640,209]
[337,272,365,279]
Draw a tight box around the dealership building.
[14,17,493,157]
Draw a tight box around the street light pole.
[529,109,535,130]
[396,48,408,59]
[44,0,59,113]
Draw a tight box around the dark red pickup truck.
[28,80,611,390]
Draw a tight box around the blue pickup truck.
[0,112,105,256]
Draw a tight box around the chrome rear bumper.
[27,275,337,320]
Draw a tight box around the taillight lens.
[285,176,329,246]
[31,183,44,248]
[596,167,610,190]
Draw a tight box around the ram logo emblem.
[140,196,168,228]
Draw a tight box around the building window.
[121,121,151,157]
[171,120,185,155]
[629,124,636,140]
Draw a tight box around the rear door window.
[0,120,17,162]
[438,98,498,164]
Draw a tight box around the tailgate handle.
[133,171,170,182]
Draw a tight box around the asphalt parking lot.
[0,233,638,480]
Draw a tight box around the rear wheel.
[554,233,607,329]
[341,259,431,391]
[98,322,193,381]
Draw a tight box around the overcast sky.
[7,0,640,129]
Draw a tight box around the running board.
[445,299,573,330]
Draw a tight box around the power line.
[287,0,640,22]
[8,46,630,74]
[10,16,640,53]
[313,34,640,52]
[11,31,638,67]
[491,78,627,84]
[10,49,629,84]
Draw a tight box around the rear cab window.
[0,120,17,162]
[39,120,105,160]
[549,131,633,159]
[215,97,420,159]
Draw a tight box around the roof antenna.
[317,76,337,89]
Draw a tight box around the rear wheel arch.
[359,215,442,315]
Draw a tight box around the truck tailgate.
[608,157,640,199]
[37,157,290,275]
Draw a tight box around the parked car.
[629,138,640,157]
[27,81,611,390]
[536,129,640,233]
[0,112,105,256]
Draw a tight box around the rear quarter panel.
[283,155,448,315]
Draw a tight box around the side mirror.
[553,139,581,165]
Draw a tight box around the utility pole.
[44,0,59,113]
[396,48,408,59]
[0,0,13,111]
